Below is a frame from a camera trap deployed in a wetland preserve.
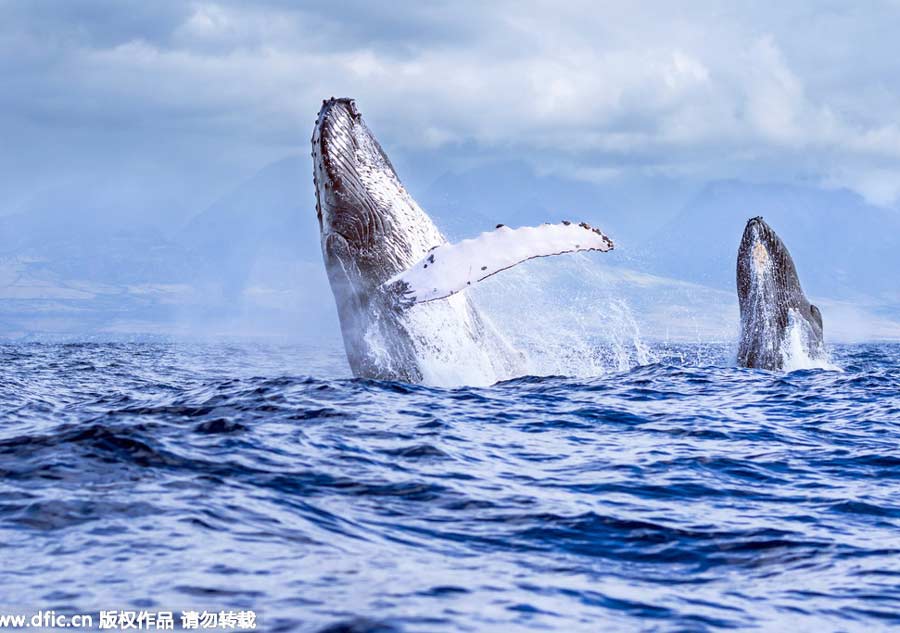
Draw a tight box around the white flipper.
[384,221,614,305]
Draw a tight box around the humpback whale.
[311,97,614,383]
[736,217,824,370]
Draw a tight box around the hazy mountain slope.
[0,192,196,285]
[180,156,321,281]
[1,155,898,341]
[644,180,900,303]
[417,161,695,247]
[173,155,334,337]
[0,156,336,339]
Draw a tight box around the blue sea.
[1,342,899,632]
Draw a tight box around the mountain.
[175,155,336,338]
[180,156,321,279]
[0,157,337,340]
[0,156,897,342]
[416,160,696,248]
[643,180,900,304]
[0,181,195,284]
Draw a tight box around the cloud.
[3,0,900,209]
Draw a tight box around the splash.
[781,310,840,372]
[367,253,656,386]
[402,294,520,387]
[469,254,657,379]
[607,299,653,370]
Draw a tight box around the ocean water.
[1,342,899,632]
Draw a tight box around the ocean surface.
[1,342,899,632]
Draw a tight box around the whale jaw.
[312,98,384,253]
[736,217,824,370]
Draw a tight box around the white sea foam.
[780,310,840,372]
[467,254,657,379]
[403,293,515,387]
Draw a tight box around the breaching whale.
[736,216,824,370]
[311,97,614,383]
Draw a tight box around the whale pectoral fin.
[382,221,614,305]
[384,278,417,310]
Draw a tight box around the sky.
[2,1,900,342]
[4,0,900,218]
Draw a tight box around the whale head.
[312,97,442,291]
[736,217,823,369]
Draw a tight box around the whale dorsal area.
[384,221,614,305]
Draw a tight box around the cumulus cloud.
[3,0,900,208]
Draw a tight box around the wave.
[0,342,898,631]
